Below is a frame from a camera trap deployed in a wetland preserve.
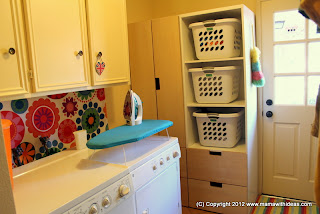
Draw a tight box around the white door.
[261,0,320,201]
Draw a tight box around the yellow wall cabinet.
[87,0,130,86]
[25,0,90,92]
[0,0,130,98]
[0,0,29,97]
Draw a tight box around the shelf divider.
[185,57,244,64]
[188,139,246,153]
[187,99,245,107]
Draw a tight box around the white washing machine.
[89,136,182,214]
[13,136,181,214]
[13,148,136,214]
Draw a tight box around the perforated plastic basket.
[189,66,240,103]
[193,108,244,147]
[189,18,242,60]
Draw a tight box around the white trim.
[274,73,320,76]
[256,0,264,195]
[274,38,320,45]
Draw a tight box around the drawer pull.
[210,182,222,188]
[209,151,221,156]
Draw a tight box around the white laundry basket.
[193,108,244,147]
[189,18,242,60]
[189,66,241,103]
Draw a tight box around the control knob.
[160,158,164,166]
[119,184,130,197]
[89,204,98,214]
[173,151,180,158]
[166,156,170,161]
[102,196,111,208]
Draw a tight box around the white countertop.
[13,148,128,214]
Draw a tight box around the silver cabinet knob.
[77,50,83,56]
[8,48,15,55]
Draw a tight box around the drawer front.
[180,148,187,178]
[187,148,247,186]
[188,179,247,214]
[181,177,189,207]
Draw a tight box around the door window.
[273,10,320,106]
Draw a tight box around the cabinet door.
[152,16,186,148]
[25,0,90,92]
[0,0,29,97]
[87,0,130,85]
[128,20,158,120]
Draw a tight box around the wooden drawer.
[181,177,189,206]
[187,148,247,186]
[180,147,187,178]
[188,179,247,214]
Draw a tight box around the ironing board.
[86,120,173,149]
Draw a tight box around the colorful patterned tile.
[0,89,108,168]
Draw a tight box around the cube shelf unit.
[179,5,258,214]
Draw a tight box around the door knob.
[266,111,273,118]
[266,99,273,106]
[8,48,15,55]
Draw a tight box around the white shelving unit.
[179,5,258,214]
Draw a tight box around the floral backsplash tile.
[0,89,108,168]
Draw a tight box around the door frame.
[256,0,268,196]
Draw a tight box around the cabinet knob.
[77,50,83,56]
[97,52,102,58]
[8,48,15,55]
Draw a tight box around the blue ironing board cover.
[86,120,173,149]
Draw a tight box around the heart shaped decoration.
[95,61,105,76]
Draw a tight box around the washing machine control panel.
[63,174,133,214]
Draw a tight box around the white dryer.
[89,136,182,214]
